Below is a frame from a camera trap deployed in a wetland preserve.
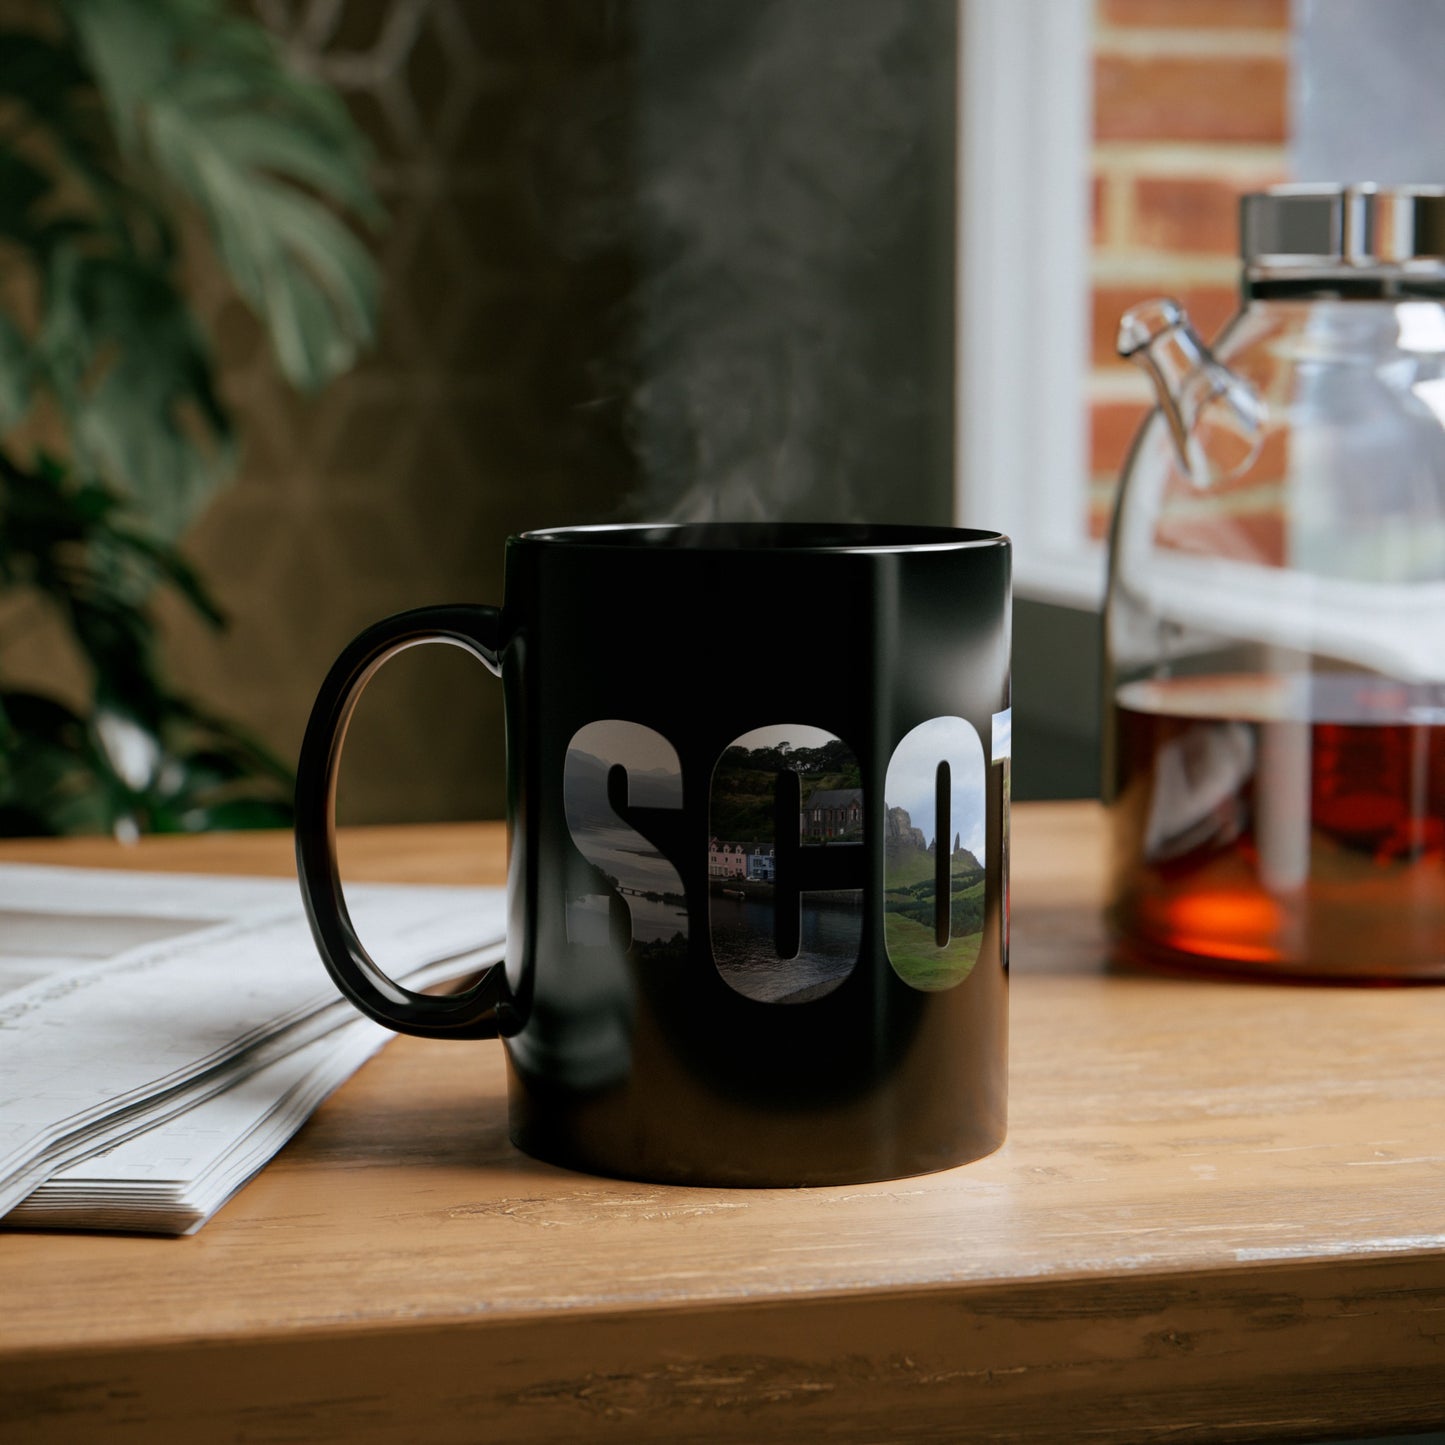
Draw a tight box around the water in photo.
[563,721,688,963]
[709,724,863,1005]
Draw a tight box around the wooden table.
[2,803,1443,1444]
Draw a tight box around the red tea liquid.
[1109,674,1445,980]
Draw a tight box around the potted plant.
[0,0,380,835]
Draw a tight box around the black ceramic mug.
[296,522,1011,1186]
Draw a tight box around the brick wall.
[1088,0,1291,538]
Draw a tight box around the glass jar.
[1104,184,1445,981]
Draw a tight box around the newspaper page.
[0,865,506,1232]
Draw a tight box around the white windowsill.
[1012,541,1108,611]
[954,0,1098,617]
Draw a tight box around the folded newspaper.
[0,864,505,1235]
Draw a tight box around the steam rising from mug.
[535,1,957,523]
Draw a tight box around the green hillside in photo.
[884,827,985,990]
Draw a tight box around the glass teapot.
[1104,184,1445,981]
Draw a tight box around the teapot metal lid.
[1241,184,1445,295]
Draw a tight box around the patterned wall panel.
[162,0,639,825]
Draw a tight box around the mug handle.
[295,605,509,1040]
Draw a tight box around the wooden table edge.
[5,1251,1444,1442]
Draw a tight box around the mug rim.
[514,522,1009,554]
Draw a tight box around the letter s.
[563,721,687,950]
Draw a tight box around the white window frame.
[954,0,1104,610]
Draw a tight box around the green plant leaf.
[142,113,380,390]
[0,151,51,245]
[59,0,173,154]
[173,797,293,832]
[0,314,31,429]
[0,689,115,836]
[0,0,358,837]
[107,524,226,628]
[0,454,230,739]
[0,675,296,838]
[0,33,92,127]
[0,30,153,250]
[36,247,234,535]
[65,0,383,392]
[167,700,296,788]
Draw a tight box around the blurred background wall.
[37,0,1428,828]
[159,1,641,828]
[154,0,959,826]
